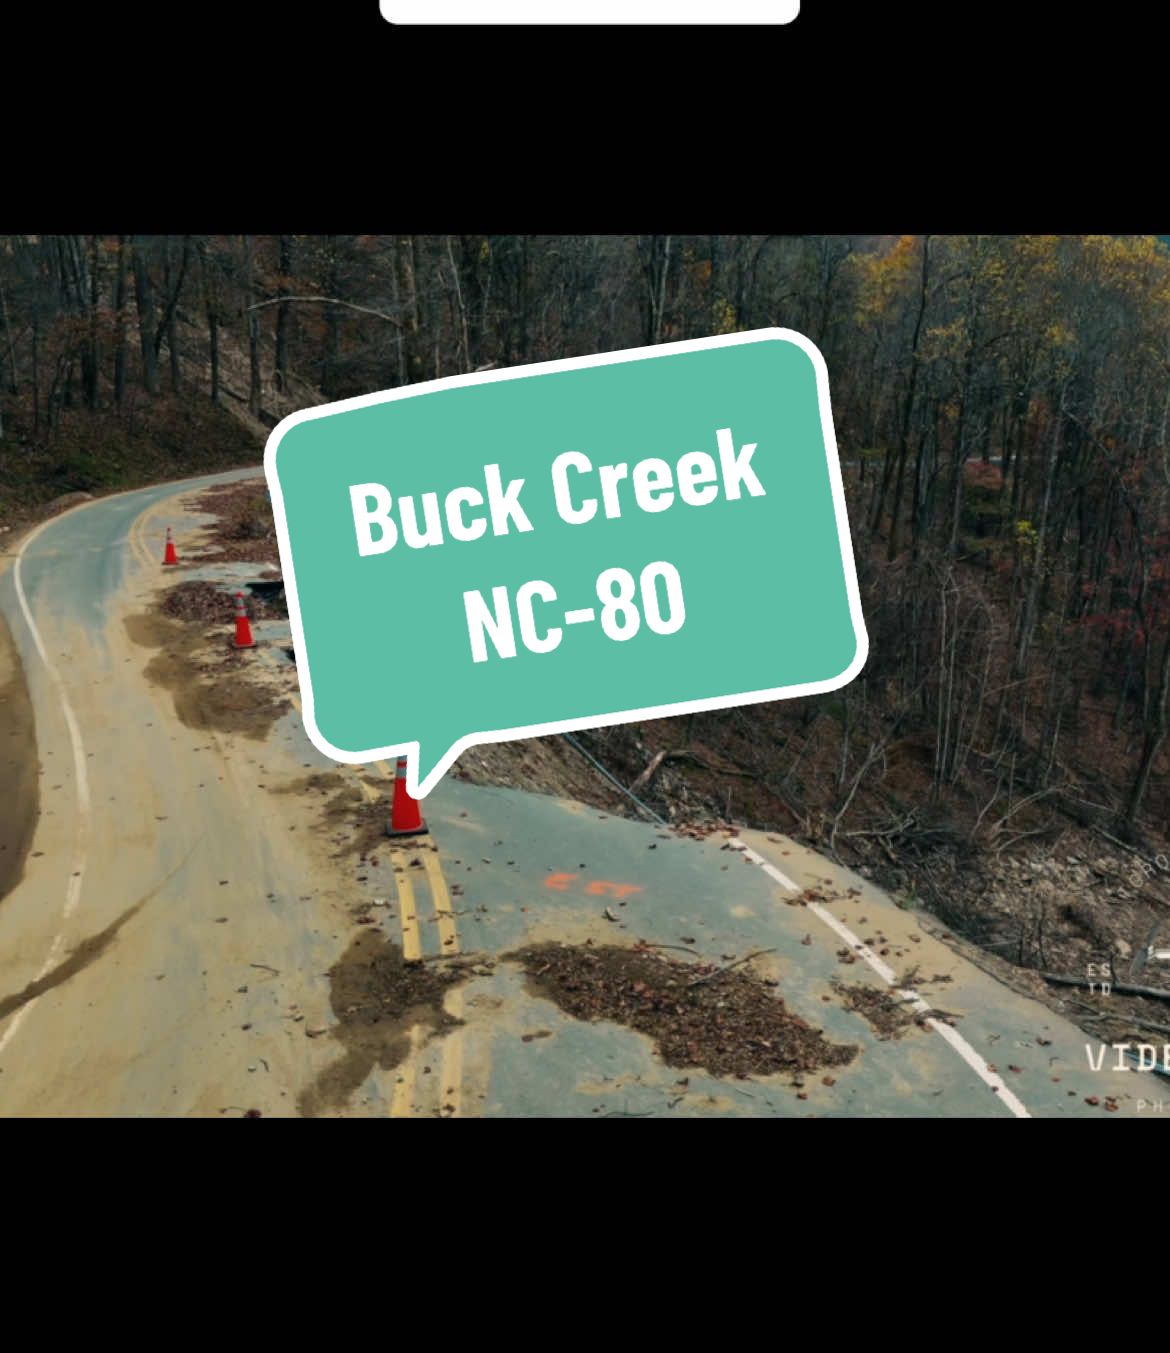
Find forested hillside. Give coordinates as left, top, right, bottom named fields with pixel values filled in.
left=3, top=234, right=1169, bottom=926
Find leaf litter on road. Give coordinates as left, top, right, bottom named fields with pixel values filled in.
left=511, top=940, right=857, bottom=1081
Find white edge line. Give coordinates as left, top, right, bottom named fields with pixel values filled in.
left=738, top=843, right=1031, bottom=1119
left=263, top=328, right=871, bottom=800
left=0, top=511, right=93, bottom=1058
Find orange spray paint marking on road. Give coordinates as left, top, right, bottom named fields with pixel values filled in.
left=544, top=872, right=643, bottom=899
left=584, top=880, right=642, bottom=899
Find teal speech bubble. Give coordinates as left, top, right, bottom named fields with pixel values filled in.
left=265, top=330, right=867, bottom=798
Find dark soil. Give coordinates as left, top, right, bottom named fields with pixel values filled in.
left=325, top=790, right=389, bottom=860
left=125, top=610, right=290, bottom=740
left=296, top=929, right=464, bottom=1117
left=269, top=770, right=351, bottom=800
left=160, top=580, right=287, bottom=624
left=512, top=940, right=858, bottom=1080
left=833, top=981, right=919, bottom=1040
left=188, top=482, right=280, bottom=566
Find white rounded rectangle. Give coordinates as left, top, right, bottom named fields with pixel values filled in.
left=382, top=0, right=798, bottom=21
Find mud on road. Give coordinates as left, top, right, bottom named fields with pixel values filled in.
left=297, top=930, right=465, bottom=1117
left=125, top=609, right=291, bottom=741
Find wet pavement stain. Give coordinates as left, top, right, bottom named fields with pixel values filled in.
left=0, top=898, right=146, bottom=1022
left=0, top=612, right=38, bottom=904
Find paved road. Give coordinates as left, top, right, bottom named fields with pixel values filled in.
left=0, top=472, right=1160, bottom=1116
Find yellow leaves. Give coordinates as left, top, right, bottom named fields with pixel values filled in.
left=711, top=297, right=738, bottom=335
left=1012, top=235, right=1062, bottom=275
left=1076, top=234, right=1170, bottom=298
left=1015, top=520, right=1039, bottom=558
left=846, top=235, right=1170, bottom=402
left=852, top=235, right=919, bottom=325
left=923, top=318, right=965, bottom=361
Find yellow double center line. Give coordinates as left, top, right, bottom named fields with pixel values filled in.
left=268, top=669, right=465, bottom=1116
left=263, top=663, right=467, bottom=1117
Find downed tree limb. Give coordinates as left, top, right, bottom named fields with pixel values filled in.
left=1041, top=972, right=1170, bottom=1003
left=245, top=295, right=404, bottom=327
left=687, top=948, right=777, bottom=988
left=419, top=949, right=494, bottom=968
left=629, top=747, right=760, bottom=796
left=634, top=942, right=707, bottom=960
left=629, top=748, right=671, bottom=795
left=1111, top=1012, right=1170, bottom=1038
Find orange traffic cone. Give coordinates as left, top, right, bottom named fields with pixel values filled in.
left=232, top=592, right=255, bottom=649
left=163, top=528, right=179, bottom=565
left=387, top=756, right=427, bottom=836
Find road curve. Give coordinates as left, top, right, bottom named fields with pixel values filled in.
left=0, top=471, right=1160, bottom=1117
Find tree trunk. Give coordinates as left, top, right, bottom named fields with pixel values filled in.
left=0, top=280, right=17, bottom=398
left=275, top=234, right=292, bottom=392
left=1013, top=406, right=1062, bottom=681
left=886, top=235, right=931, bottom=562
left=113, top=235, right=128, bottom=407
left=163, top=240, right=180, bottom=392
left=86, top=235, right=101, bottom=409
left=131, top=237, right=160, bottom=395
left=1126, top=625, right=1170, bottom=828
left=323, top=234, right=341, bottom=395
left=198, top=239, right=220, bottom=406
left=243, top=235, right=262, bottom=418
left=31, top=313, right=40, bottom=434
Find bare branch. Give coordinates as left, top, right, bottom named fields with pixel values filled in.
left=245, top=295, right=404, bottom=328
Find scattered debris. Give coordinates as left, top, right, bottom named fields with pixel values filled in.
left=512, top=940, right=857, bottom=1080
left=834, top=981, right=918, bottom=1040
left=296, top=930, right=465, bottom=1116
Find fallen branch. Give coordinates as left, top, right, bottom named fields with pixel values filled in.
left=634, top=942, right=707, bottom=961
left=1111, top=1012, right=1170, bottom=1038
left=419, top=950, right=494, bottom=969
left=843, top=813, right=918, bottom=841
left=992, top=823, right=1063, bottom=855
left=629, top=748, right=671, bottom=795
left=1041, top=972, right=1170, bottom=1003
left=687, top=947, right=777, bottom=988
left=988, top=780, right=1070, bottom=835
left=629, top=746, right=761, bottom=797
left=245, top=295, right=404, bottom=327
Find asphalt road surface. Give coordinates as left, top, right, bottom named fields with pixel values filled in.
left=0, top=472, right=1160, bottom=1117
